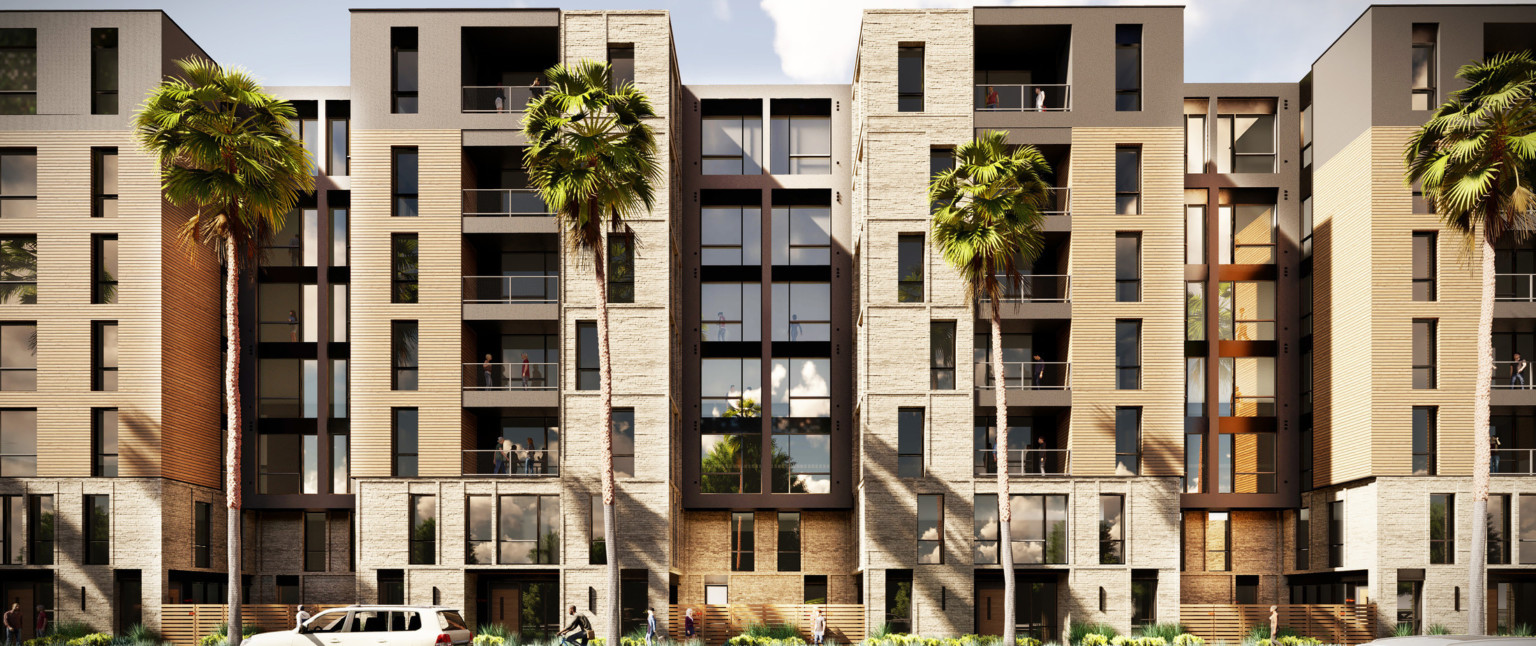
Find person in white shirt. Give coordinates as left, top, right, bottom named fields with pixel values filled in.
left=295, top=605, right=311, bottom=630
left=1034, top=86, right=1047, bottom=111
left=811, top=607, right=826, bottom=646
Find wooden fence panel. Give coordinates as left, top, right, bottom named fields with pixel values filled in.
left=667, top=605, right=865, bottom=645
left=1180, top=604, right=1377, bottom=645
left=162, top=605, right=350, bottom=646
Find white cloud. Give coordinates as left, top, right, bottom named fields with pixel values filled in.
left=712, top=0, right=733, bottom=22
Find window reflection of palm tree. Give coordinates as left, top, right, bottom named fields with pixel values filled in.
left=790, top=314, right=801, bottom=341
left=717, top=311, right=726, bottom=342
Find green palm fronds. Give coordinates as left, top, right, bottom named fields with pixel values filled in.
left=929, top=131, right=1052, bottom=302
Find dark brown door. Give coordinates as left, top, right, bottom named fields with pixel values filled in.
left=490, top=586, right=522, bottom=632
left=977, top=588, right=1003, bottom=636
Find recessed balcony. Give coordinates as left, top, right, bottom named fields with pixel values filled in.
left=974, top=24, right=1073, bottom=113
left=460, top=26, right=557, bottom=114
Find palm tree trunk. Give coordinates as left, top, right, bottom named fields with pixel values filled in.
left=1470, top=230, right=1495, bottom=635
left=992, top=300, right=1015, bottom=645
left=593, top=239, right=621, bottom=642
left=225, top=237, right=243, bottom=646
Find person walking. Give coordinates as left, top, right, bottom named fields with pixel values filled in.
left=295, top=605, right=311, bottom=629
left=1514, top=352, right=1528, bottom=388
left=483, top=354, right=495, bottom=388
left=558, top=605, right=593, bottom=646
left=521, top=352, right=532, bottom=388
left=2, top=604, right=18, bottom=646
left=683, top=608, right=696, bottom=639
left=31, top=606, right=45, bottom=639
left=524, top=436, right=538, bottom=474
left=1031, top=353, right=1046, bottom=389
left=1034, top=86, right=1047, bottom=111
left=646, top=608, right=658, bottom=646
left=810, top=607, right=826, bottom=646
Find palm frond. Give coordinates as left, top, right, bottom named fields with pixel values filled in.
left=929, top=131, right=1052, bottom=302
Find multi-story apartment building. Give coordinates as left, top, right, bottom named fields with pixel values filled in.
left=3, top=3, right=1536, bottom=641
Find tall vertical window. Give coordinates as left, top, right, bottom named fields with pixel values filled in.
left=0, top=235, right=36, bottom=303
left=93, top=408, right=118, bottom=477
left=1413, top=407, right=1437, bottom=476
left=1206, top=511, right=1230, bottom=571
left=1185, top=112, right=1207, bottom=173
left=93, top=321, right=117, bottom=391
left=778, top=512, right=801, bottom=571
left=897, top=45, right=924, bottom=112
left=304, top=511, right=327, bottom=572
left=1296, top=507, right=1309, bottom=570
left=391, top=27, right=419, bottom=114
left=409, top=494, right=435, bottom=565
left=0, top=151, right=36, bottom=219
left=392, top=148, right=419, bottom=216
left=392, top=233, right=418, bottom=303
left=1431, top=494, right=1454, bottom=564
left=1116, top=232, right=1141, bottom=302
left=1218, top=281, right=1276, bottom=341
left=771, top=205, right=831, bottom=265
left=1100, top=494, right=1125, bottom=564
left=1186, top=282, right=1205, bottom=341
left=1115, top=408, right=1141, bottom=475
left=0, top=29, right=37, bottom=114
left=1219, top=357, right=1276, bottom=417
left=1184, top=431, right=1202, bottom=493
left=93, top=234, right=118, bottom=304
left=1216, top=101, right=1278, bottom=173
left=612, top=408, right=635, bottom=478
left=1116, top=147, right=1141, bottom=214
left=1116, top=320, right=1141, bottom=389
left=1327, top=500, right=1343, bottom=568
left=917, top=494, right=943, bottom=564
left=392, top=321, right=418, bottom=390
left=328, top=102, right=350, bottom=176
left=898, top=234, right=924, bottom=302
left=897, top=408, right=924, bottom=478
left=1411, top=24, right=1438, bottom=110
left=577, top=322, right=598, bottom=390
left=0, top=496, right=17, bottom=564
left=701, top=112, right=764, bottom=175
left=0, top=323, right=36, bottom=391
left=769, top=113, right=832, bottom=175
left=93, top=148, right=118, bottom=218
left=701, top=205, right=762, bottom=264
left=393, top=408, right=418, bottom=477
left=84, top=494, right=110, bottom=565
left=90, top=28, right=119, bottom=114
left=332, top=430, right=349, bottom=494
left=1221, top=203, right=1277, bottom=264
left=731, top=511, right=754, bottom=571
left=1521, top=495, right=1536, bottom=565
left=588, top=495, right=605, bottom=565
left=1114, top=25, right=1142, bottom=111
left=1187, top=357, right=1206, bottom=416
left=331, top=207, right=349, bottom=267
left=193, top=500, right=210, bottom=568
left=24, top=494, right=50, bottom=565
left=1413, top=319, right=1437, bottom=389
left=1218, top=432, right=1276, bottom=493
left=1491, top=494, right=1512, bottom=565
left=931, top=321, right=956, bottom=390
left=1011, top=494, right=1070, bottom=564
left=498, top=495, right=559, bottom=564
left=772, top=283, right=831, bottom=341
left=0, top=409, right=36, bottom=477
left=1413, top=232, right=1437, bottom=301
left=608, top=44, right=635, bottom=88
left=608, top=233, right=635, bottom=304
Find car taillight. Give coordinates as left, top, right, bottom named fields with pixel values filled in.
left=435, top=634, right=453, bottom=646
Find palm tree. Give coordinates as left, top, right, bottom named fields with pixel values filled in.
left=1405, top=50, right=1536, bottom=635
left=929, top=131, right=1051, bottom=644
left=523, top=59, right=661, bottom=641
left=135, top=58, right=313, bottom=645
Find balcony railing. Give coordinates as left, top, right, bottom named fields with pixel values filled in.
left=1044, top=187, right=1071, bottom=216
left=462, top=85, right=546, bottom=113
left=1494, top=449, right=1536, bottom=475
left=257, top=320, right=306, bottom=343
left=975, top=361, right=1071, bottom=390
left=1494, top=361, right=1532, bottom=389
left=463, top=448, right=558, bottom=476
left=464, top=362, right=559, bottom=390
left=463, top=276, right=558, bottom=304
left=983, top=274, right=1071, bottom=303
left=463, top=189, right=551, bottom=217
left=1221, top=396, right=1276, bottom=417
left=975, top=84, right=1072, bottom=112
left=974, top=448, right=1071, bottom=476
left=1498, top=273, right=1536, bottom=301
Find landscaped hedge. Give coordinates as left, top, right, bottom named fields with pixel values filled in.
left=864, top=634, right=1040, bottom=646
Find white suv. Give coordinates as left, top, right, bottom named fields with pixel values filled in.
left=246, top=606, right=474, bottom=646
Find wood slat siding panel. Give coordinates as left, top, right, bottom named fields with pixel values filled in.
left=1068, top=128, right=1185, bottom=477
left=161, top=197, right=223, bottom=488
left=1181, top=604, right=1377, bottom=645
left=0, top=131, right=168, bottom=479
left=163, top=604, right=349, bottom=646
left=666, top=605, right=866, bottom=645
left=1312, top=131, right=1376, bottom=487
left=349, top=129, right=464, bottom=478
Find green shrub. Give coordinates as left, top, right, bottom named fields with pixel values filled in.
left=1069, top=623, right=1118, bottom=646
left=65, top=634, right=113, bottom=646
left=1134, top=625, right=1184, bottom=642
left=1243, top=626, right=1270, bottom=643
left=473, top=637, right=507, bottom=646
left=1392, top=624, right=1416, bottom=638
left=725, top=635, right=806, bottom=646
left=869, top=625, right=894, bottom=641
left=1424, top=624, right=1450, bottom=636
left=744, top=624, right=800, bottom=640
left=1271, top=629, right=1299, bottom=641
left=1110, top=638, right=1166, bottom=646
left=198, top=623, right=260, bottom=646
left=1498, top=624, right=1533, bottom=637
left=1171, top=635, right=1204, bottom=646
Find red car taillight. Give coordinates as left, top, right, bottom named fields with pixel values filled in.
left=435, top=634, right=453, bottom=646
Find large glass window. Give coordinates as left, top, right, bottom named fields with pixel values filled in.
left=702, top=358, right=762, bottom=420
left=0, top=409, right=36, bottom=477
left=1217, top=111, right=1276, bottom=173
left=1413, top=319, right=1437, bottom=389
left=1116, top=232, right=1141, bottom=302
left=84, top=494, right=109, bottom=565
left=612, top=409, right=635, bottom=478
left=29, top=494, right=51, bottom=565
left=93, top=234, right=117, bottom=304
left=393, top=322, right=418, bottom=390
left=0, top=30, right=37, bottom=115
left=93, top=321, right=117, bottom=392
left=4, top=497, right=25, bottom=564
left=703, top=283, right=761, bottom=343
left=702, top=117, right=763, bottom=175
left=0, top=151, right=35, bottom=219
left=1187, top=357, right=1206, bottom=417
left=608, top=233, right=635, bottom=304
left=973, top=494, right=1069, bottom=565
left=1413, top=232, right=1437, bottom=301
left=1116, top=320, right=1141, bottom=389
left=257, top=432, right=317, bottom=494
left=409, top=494, right=435, bottom=565
left=1296, top=507, right=1309, bottom=570
left=898, top=234, right=924, bottom=302
left=778, top=512, right=801, bottom=571
left=1219, top=357, right=1275, bottom=417
left=1328, top=501, right=1343, bottom=567
left=701, top=206, right=761, bottom=265
left=499, top=494, right=559, bottom=565
left=1207, top=511, right=1230, bottom=571
left=304, top=511, right=327, bottom=572
left=0, top=235, right=36, bottom=303
left=1520, top=494, right=1536, bottom=565
left=1187, top=282, right=1205, bottom=341
left=1115, top=408, right=1141, bottom=475
left=770, top=116, right=831, bottom=175
left=917, top=494, right=942, bottom=564
left=772, top=423, right=830, bottom=494
left=1218, top=281, right=1276, bottom=341
left=393, top=408, right=418, bottom=477
left=93, top=408, right=117, bottom=477
left=331, top=430, right=348, bottom=493
left=771, top=206, right=831, bottom=265
left=898, top=46, right=924, bottom=112
left=256, top=283, right=318, bottom=343
left=897, top=408, right=924, bottom=478
left=731, top=512, right=755, bottom=571
left=1221, top=204, right=1276, bottom=264
left=1185, top=113, right=1207, bottom=174
left=771, top=357, right=830, bottom=419
left=607, top=44, right=634, bottom=87
left=1115, top=25, right=1142, bottom=111
left=931, top=322, right=956, bottom=390
left=392, top=234, right=418, bottom=303
left=1116, top=147, right=1141, bottom=214
left=701, top=431, right=761, bottom=494
left=1413, top=407, right=1437, bottom=476
left=1184, top=431, right=1202, bottom=493
left=93, top=148, right=118, bottom=218
left=589, top=495, right=605, bottom=565
left=1491, top=494, right=1512, bottom=565
left=391, top=28, right=419, bottom=114
left=577, top=322, right=598, bottom=390
left=331, top=207, right=349, bottom=267
left=772, top=282, right=830, bottom=342
left=393, top=148, right=419, bottom=216
left=1218, top=432, right=1276, bottom=493
left=1411, top=24, right=1438, bottom=110
left=1100, top=495, right=1124, bottom=565
left=1432, top=494, right=1454, bottom=564
left=329, top=110, right=350, bottom=176
left=0, top=323, right=36, bottom=391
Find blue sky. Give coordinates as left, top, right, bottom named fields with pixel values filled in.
left=11, top=0, right=1534, bottom=86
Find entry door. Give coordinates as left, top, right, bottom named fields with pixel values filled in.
left=489, top=586, right=522, bottom=633
left=977, top=588, right=1004, bottom=637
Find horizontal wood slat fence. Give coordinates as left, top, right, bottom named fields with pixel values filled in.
left=1180, top=604, right=1378, bottom=645
left=667, top=604, right=865, bottom=645
left=163, top=605, right=349, bottom=646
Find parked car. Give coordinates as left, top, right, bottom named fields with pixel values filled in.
left=244, top=606, right=473, bottom=646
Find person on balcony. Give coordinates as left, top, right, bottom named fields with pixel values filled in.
left=1034, top=86, right=1047, bottom=111
left=1033, top=436, right=1049, bottom=474
left=984, top=86, right=999, bottom=110
left=1031, top=354, right=1046, bottom=389
left=1513, top=352, right=1528, bottom=388
left=525, top=436, right=538, bottom=474
left=496, top=437, right=513, bottom=475
left=483, top=354, right=495, bottom=388
left=521, top=352, right=532, bottom=388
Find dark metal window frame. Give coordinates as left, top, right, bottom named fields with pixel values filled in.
left=93, top=321, right=117, bottom=392
left=392, top=147, right=419, bottom=216
left=1412, top=318, right=1438, bottom=389
left=1328, top=501, right=1344, bottom=568
left=409, top=493, right=435, bottom=565
left=612, top=408, right=636, bottom=478
left=92, top=408, right=117, bottom=477
left=392, top=320, right=418, bottom=391
left=1296, top=507, right=1309, bottom=570
left=897, top=45, right=924, bottom=112
left=193, top=500, right=210, bottom=568
left=84, top=494, right=109, bottom=565
left=576, top=321, right=599, bottom=391
left=1115, top=146, right=1141, bottom=215
left=1114, top=25, right=1142, bottom=112
left=1431, top=493, right=1454, bottom=564
left=392, top=407, right=419, bottom=477
left=1115, top=407, right=1141, bottom=476
left=0, top=495, right=19, bottom=564
left=608, top=232, right=635, bottom=304
left=1413, top=231, right=1437, bottom=301
left=0, top=29, right=38, bottom=115
left=777, top=511, right=801, bottom=572
left=93, top=233, right=117, bottom=304
left=917, top=494, right=943, bottom=564
left=27, top=494, right=51, bottom=565
left=930, top=321, right=956, bottom=390
left=390, top=28, right=419, bottom=114
left=497, top=494, right=560, bottom=565
left=0, top=235, right=37, bottom=301
left=1115, top=232, right=1141, bottom=302
left=92, top=148, right=117, bottom=218
left=898, top=233, right=924, bottom=302
left=391, top=233, right=418, bottom=303
left=588, top=494, right=605, bottom=565
left=304, top=510, right=327, bottom=572
left=1099, top=493, right=1124, bottom=564
left=897, top=407, right=924, bottom=478
left=730, top=511, right=754, bottom=571
left=1208, top=511, right=1231, bottom=572
left=90, top=28, right=118, bottom=115
left=0, top=408, right=35, bottom=477
left=1490, top=493, right=1512, bottom=565
left=1413, top=406, right=1437, bottom=476
left=1115, top=319, right=1141, bottom=389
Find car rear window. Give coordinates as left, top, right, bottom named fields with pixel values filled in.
left=439, top=611, right=469, bottom=631
left=388, top=611, right=420, bottom=631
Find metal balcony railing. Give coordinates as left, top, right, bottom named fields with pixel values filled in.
left=1493, top=449, right=1536, bottom=475
left=462, top=85, right=546, bottom=113
left=462, top=188, right=551, bottom=217
left=463, top=275, right=559, bottom=304
left=983, top=274, right=1071, bottom=303
left=974, top=448, right=1071, bottom=476
left=975, top=84, right=1072, bottom=112
left=464, top=362, right=559, bottom=390
left=1044, top=187, right=1071, bottom=216
left=1494, top=361, right=1533, bottom=389
left=1497, top=273, right=1536, bottom=301
left=1220, top=396, right=1276, bottom=417
left=974, top=361, right=1071, bottom=390
left=463, top=448, right=558, bottom=476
